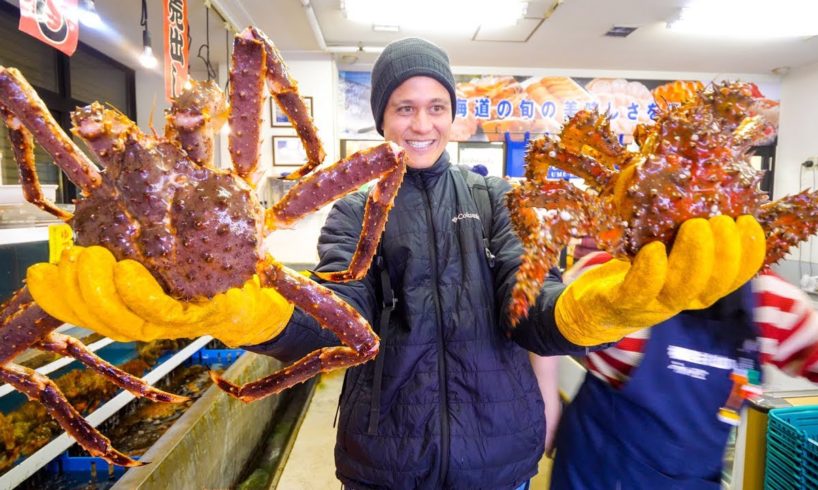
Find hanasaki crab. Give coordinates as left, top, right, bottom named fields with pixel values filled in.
left=507, top=82, right=818, bottom=325
left=0, top=27, right=406, bottom=466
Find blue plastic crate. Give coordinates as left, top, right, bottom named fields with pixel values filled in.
left=766, top=406, right=818, bottom=489
left=45, top=453, right=138, bottom=479
left=188, top=348, right=244, bottom=367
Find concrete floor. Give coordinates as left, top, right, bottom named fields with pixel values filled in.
left=277, top=370, right=553, bottom=489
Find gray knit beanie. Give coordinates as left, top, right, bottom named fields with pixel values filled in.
left=370, top=38, right=457, bottom=136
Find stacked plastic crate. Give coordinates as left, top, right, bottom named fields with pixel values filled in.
left=765, top=406, right=818, bottom=489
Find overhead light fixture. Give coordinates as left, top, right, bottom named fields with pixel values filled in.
left=667, top=0, right=818, bottom=38
left=139, top=0, right=158, bottom=69
left=325, top=44, right=385, bottom=54
left=372, top=24, right=400, bottom=33
left=604, top=25, right=638, bottom=38
left=342, top=0, right=528, bottom=32
left=78, top=0, right=103, bottom=29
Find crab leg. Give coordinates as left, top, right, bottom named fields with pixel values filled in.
left=0, top=362, right=141, bottom=467
left=228, top=29, right=268, bottom=182
left=0, top=288, right=62, bottom=364
left=249, top=27, right=325, bottom=180
left=506, top=180, right=596, bottom=325
left=37, top=332, right=189, bottom=404
left=0, top=104, right=72, bottom=220
left=212, top=259, right=378, bottom=402
left=0, top=67, right=102, bottom=193
left=758, top=189, right=818, bottom=265
left=71, top=102, right=142, bottom=169
left=164, top=80, right=227, bottom=167
left=266, top=142, right=406, bottom=282
left=527, top=136, right=616, bottom=191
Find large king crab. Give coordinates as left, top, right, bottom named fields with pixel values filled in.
left=0, top=27, right=405, bottom=466
left=507, top=82, right=818, bottom=325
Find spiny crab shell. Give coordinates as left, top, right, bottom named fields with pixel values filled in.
left=71, top=101, right=262, bottom=300
left=589, top=82, right=770, bottom=256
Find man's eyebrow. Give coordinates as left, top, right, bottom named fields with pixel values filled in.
left=390, top=97, right=451, bottom=106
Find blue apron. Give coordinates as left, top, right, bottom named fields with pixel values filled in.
left=550, top=284, right=760, bottom=489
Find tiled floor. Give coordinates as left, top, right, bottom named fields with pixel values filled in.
left=277, top=370, right=553, bottom=489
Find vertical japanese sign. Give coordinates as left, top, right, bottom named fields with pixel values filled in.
left=19, top=0, right=79, bottom=56
left=163, top=0, right=189, bottom=102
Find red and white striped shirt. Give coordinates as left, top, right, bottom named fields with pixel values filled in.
left=566, top=252, right=818, bottom=388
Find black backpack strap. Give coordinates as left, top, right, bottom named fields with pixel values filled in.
left=457, top=166, right=496, bottom=268
left=367, top=238, right=394, bottom=435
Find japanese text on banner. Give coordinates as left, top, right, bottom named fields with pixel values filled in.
left=163, top=0, right=189, bottom=101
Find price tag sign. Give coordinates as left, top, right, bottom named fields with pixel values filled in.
left=48, top=223, right=74, bottom=263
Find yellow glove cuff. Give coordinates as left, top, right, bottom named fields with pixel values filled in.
left=554, top=243, right=673, bottom=346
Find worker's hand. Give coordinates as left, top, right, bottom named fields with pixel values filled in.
left=27, top=246, right=294, bottom=347
left=554, top=215, right=765, bottom=346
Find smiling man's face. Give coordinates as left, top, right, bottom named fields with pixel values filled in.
left=381, top=76, right=453, bottom=169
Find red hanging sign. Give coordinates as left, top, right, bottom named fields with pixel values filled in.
left=163, top=0, right=189, bottom=102
left=19, top=0, right=79, bottom=56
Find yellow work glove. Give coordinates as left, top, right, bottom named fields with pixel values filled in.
left=555, top=215, right=765, bottom=346
left=27, top=246, right=294, bottom=347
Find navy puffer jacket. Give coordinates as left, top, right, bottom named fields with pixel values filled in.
left=248, top=152, right=584, bottom=489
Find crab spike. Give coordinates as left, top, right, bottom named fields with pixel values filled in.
left=37, top=332, right=189, bottom=404
left=214, top=259, right=378, bottom=402
left=0, top=104, right=72, bottom=220
left=248, top=27, right=326, bottom=180
left=266, top=143, right=406, bottom=281
left=0, top=288, right=63, bottom=364
left=148, top=93, right=159, bottom=139
left=758, top=189, right=818, bottom=265
left=526, top=136, right=615, bottom=192
left=506, top=180, right=597, bottom=325
left=0, top=67, right=102, bottom=193
left=165, top=79, right=227, bottom=167
left=228, top=30, right=267, bottom=182
left=0, top=362, right=142, bottom=467
left=558, top=110, right=626, bottom=169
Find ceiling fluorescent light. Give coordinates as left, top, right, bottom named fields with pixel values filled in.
left=667, top=0, right=818, bottom=38
left=342, top=0, right=527, bottom=32
left=326, top=45, right=385, bottom=54
left=373, top=24, right=400, bottom=32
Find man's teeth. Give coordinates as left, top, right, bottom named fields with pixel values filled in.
left=407, top=140, right=434, bottom=149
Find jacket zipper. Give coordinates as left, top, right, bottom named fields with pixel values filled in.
left=420, top=183, right=450, bottom=486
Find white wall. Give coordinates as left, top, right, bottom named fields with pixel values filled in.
left=261, top=53, right=337, bottom=266
left=773, top=62, right=818, bottom=270
left=271, top=53, right=338, bottom=172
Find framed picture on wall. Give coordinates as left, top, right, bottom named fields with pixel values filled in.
left=272, top=136, right=307, bottom=166
left=340, top=139, right=386, bottom=158
left=271, top=96, right=312, bottom=127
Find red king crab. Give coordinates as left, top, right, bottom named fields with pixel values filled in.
left=0, top=27, right=406, bottom=466
left=507, top=82, right=818, bottom=325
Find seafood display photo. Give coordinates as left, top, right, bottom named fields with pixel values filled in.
left=338, top=71, right=781, bottom=148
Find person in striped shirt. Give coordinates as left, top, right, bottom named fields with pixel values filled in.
left=544, top=244, right=818, bottom=489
